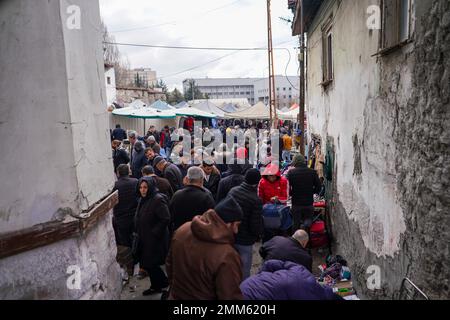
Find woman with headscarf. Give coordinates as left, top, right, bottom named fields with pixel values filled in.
left=135, top=177, right=171, bottom=295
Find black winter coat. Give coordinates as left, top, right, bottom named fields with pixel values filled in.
left=162, top=163, right=183, bottom=192
left=113, top=148, right=130, bottom=171
left=169, top=185, right=216, bottom=231
left=259, top=236, right=312, bottom=272
left=112, top=176, right=139, bottom=247
left=286, top=165, right=322, bottom=206
left=229, top=183, right=264, bottom=245
left=216, top=174, right=245, bottom=203
left=112, top=128, right=127, bottom=141
left=131, top=143, right=147, bottom=179
left=203, top=173, right=221, bottom=199
left=135, top=194, right=171, bottom=269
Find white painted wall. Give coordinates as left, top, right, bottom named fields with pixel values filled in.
left=306, top=0, right=407, bottom=257
left=0, top=0, right=118, bottom=231
left=60, top=0, right=116, bottom=210
left=0, top=0, right=121, bottom=299
left=105, top=67, right=117, bottom=106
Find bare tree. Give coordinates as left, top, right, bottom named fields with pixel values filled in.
left=101, top=21, right=130, bottom=86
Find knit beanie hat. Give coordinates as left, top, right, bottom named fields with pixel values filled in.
left=153, top=156, right=165, bottom=167
left=292, top=154, right=306, bottom=167
left=245, top=168, right=261, bottom=186
left=215, top=196, right=243, bottom=223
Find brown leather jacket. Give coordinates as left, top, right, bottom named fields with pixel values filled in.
left=166, top=210, right=243, bottom=300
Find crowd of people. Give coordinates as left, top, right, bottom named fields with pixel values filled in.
left=110, top=122, right=341, bottom=300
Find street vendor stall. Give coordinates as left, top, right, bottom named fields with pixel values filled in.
left=111, top=99, right=177, bottom=135
left=224, top=101, right=271, bottom=120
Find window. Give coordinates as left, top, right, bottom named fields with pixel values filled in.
left=107, top=77, right=111, bottom=85
left=381, top=0, right=411, bottom=50
left=322, top=15, right=333, bottom=85
left=289, top=87, right=292, bottom=91
left=283, top=88, right=286, bottom=91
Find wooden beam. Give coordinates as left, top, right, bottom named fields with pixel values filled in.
left=0, top=191, right=118, bottom=260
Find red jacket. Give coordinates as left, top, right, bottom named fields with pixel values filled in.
left=258, top=164, right=289, bottom=205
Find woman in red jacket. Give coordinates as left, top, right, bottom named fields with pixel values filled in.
left=258, top=163, right=289, bottom=205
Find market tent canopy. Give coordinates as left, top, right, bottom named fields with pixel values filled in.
left=112, top=99, right=176, bottom=119
left=173, top=101, right=190, bottom=109
left=175, top=106, right=216, bottom=118
left=150, top=100, right=173, bottom=111
left=191, top=101, right=225, bottom=118
left=131, top=108, right=176, bottom=119
left=278, top=108, right=299, bottom=121
left=225, top=101, right=271, bottom=119
left=220, top=103, right=238, bottom=113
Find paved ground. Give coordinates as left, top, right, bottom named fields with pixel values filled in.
left=121, top=242, right=328, bottom=300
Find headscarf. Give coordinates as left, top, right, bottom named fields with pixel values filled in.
left=137, top=176, right=159, bottom=200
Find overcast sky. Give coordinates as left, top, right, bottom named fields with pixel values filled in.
left=99, top=0, right=299, bottom=91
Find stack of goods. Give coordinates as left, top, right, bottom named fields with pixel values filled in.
left=317, top=255, right=358, bottom=298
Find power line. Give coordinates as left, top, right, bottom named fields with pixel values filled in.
left=157, top=45, right=299, bottom=81
left=158, top=51, right=241, bottom=80
left=102, top=39, right=297, bottom=51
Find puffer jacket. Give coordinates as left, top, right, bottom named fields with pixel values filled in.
left=257, top=164, right=289, bottom=205
left=240, top=260, right=340, bottom=300
left=229, top=183, right=263, bottom=245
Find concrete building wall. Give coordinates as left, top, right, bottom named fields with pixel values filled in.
left=0, top=0, right=121, bottom=299
left=184, top=77, right=299, bottom=107
left=254, top=75, right=300, bottom=108
left=124, top=68, right=157, bottom=88
left=305, top=0, right=449, bottom=299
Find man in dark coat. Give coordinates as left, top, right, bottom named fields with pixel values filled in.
left=216, top=162, right=245, bottom=202
left=145, top=135, right=161, bottom=154
left=112, top=164, right=138, bottom=275
left=113, top=164, right=138, bottom=248
left=259, top=230, right=312, bottom=272
left=142, top=165, right=174, bottom=200
left=200, top=162, right=221, bottom=199
left=135, top=177, right=171, bottom=295
left=146, top=125, right=160, bottom=143
left=286, top=154, right=322, bottom=230
left=112, top=124, right=127, bottom=141
left=240, top=260, right=340, bottom=300
left=130, top=139, right=147, bottom=179
left=112, top=140, right=130, bottom=172
left=229, top=169, right=263, bottom=280
left=153, top=156, right=183, bottom=192
left=166, top=197, right=244, bottom=300
left=169, top=167, right=215, bottom=232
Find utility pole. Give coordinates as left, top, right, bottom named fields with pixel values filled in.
left=298, top=2, right=306, bottom=156
left=267, top=0, right=277, bottom=129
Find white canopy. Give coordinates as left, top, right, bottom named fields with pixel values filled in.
left=225, top=101, right=272, bottom=119
left=191, top=101, right=225, bottom=118
left=278, top=108, right=300, bottom=121
left=112, top=99, right=176, bottom=119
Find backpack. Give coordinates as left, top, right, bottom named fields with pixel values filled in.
left=262, top=204, right=293, bottom=231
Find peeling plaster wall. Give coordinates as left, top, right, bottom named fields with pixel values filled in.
left=60, top=0, right=116, bottom=210
left=0, top=0, right=80, bottom=233
left=0, top=0, right=121, bottom=299
left=306, top=0, right=449, bottom=299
